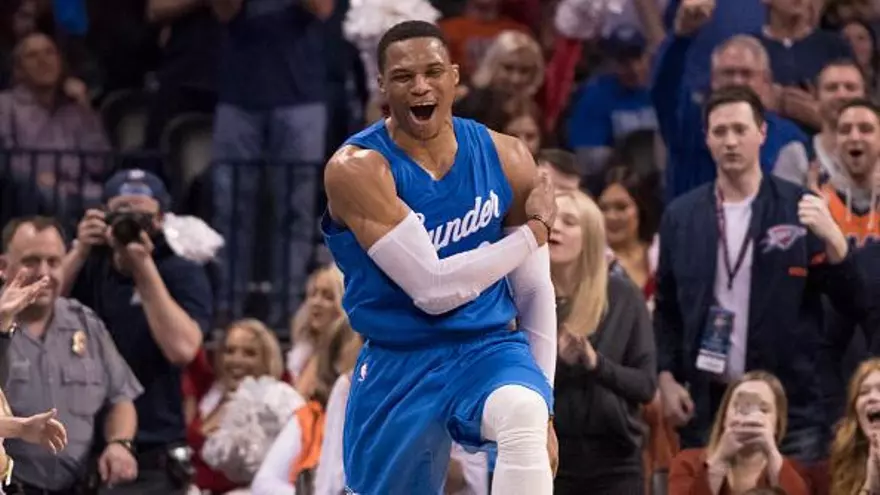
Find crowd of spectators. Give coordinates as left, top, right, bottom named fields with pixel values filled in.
left=2, top=0, right=880, bottom=493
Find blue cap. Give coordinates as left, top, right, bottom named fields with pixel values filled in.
left=102, top=169, right=171, bottom=209
left=602, top=24, right=647, bottom=59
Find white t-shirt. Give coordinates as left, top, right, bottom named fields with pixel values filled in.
left=713, top=195, right=755, bottom=382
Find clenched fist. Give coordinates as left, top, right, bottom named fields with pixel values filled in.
left=798, top=193, right=848, bottom=263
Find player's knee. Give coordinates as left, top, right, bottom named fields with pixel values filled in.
left=484, top=385, right=548, bottom=451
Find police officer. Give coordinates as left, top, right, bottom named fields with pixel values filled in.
left=62, top=170, right=212, bottom=494
left=0, top=216, right=143, bottom=494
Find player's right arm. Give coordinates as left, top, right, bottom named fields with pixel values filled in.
left=324, top=145, right=552, bottom=315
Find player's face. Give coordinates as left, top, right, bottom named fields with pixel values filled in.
left=599, top=183, right=640, bottom=249
left=855, top=370, right=880, bottom=437
left=817, top=65, right=865, bottom=125
left=548, top=195, right=583, bottom=267
left=836, top=105, right=880, bottom=181
left=706, top=102, right=766, bottom=177
left=380, top=38, right=460, bottom=141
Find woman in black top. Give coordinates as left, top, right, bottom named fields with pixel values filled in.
left=549, top=189, right=657, bottom=495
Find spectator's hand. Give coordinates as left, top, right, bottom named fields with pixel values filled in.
left=109, top=231, right=155, bottom=273
left=865, top=434, right=880, bottom=492
left=17, top=409, right=67, bottom=454
left=98, top=442, right=138, bottom=486
left=779, top=86, right=822, bottom=130
left=0, top=269, right=49, bottom=325
left=658, top=372, right=694, bottom=426
left=740, top=416, right=783, bottom=484
left=706, top=421, right=753, bottom=470
left=799, top=193, right=844, bottom=243
left=62, top=77, right=90, bottom=108
left=558, top=330, right=585, bottom=366
left=75, top=209, right=108, bottom=255
left=547, top=420, right=558, bottom=478
left=674, top=0, right=715, bottom=36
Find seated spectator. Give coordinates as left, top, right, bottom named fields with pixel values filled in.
left=652, top=6, right=811, bottom=200
left=185, top=318, right=285, bottom=494
left=287, top=265, right=345, bottom=385
left=439, top=0, right=529, bottom=80
left=567, top=25, right=657, bottom=176
left=0, top=32, right=108, bottom=216
left=841, top=20, right=880, bottom=100
left=668, top=371, right=810, bottom=495
left=492, top=97, right=543, bottom=156
left=455, top=30, right=544, bottom=127
left=61, top=169, right=213, bottom=494
left=536, top=148, right=580, bottom=192
left=598, top=165, right=662, bottom=305
left=828, top=357, right=880, bottom=495
left=294, top=314, right=362, bottom=407
left=0, top=216, right=142, bottom=494
left=550, top=189, right=657, bottom=494
left=758, top=0, right=852, bottom=131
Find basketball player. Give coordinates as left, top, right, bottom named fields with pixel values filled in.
left=323, top=21, right=558, bottom=495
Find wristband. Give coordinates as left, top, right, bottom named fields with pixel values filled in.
left=109, top=438, right=135, bottom=454
left=528, top=215, right=552, bottom=238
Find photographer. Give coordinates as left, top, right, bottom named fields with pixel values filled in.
left=61, top=169, right=213, bottom=494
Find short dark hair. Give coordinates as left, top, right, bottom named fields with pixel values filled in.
left=376, top=21, right=448, bottom=74
left=536, top=148, right=578, bottom=177
left=817, top=58, right=866, bottom=87
left=1, top=216, right=66, bottom=253
left=837, top=97, right=880, bottom=123
left=702, top=85, right=766, bottom=127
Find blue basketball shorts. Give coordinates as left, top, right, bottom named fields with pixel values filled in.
left=342, top=330, right=553, bottom=495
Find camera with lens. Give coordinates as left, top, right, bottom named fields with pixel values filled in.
left=105, top=210, right=153, bottom=246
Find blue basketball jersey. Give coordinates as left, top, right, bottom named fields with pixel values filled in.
left=322, top=117, right=517, bottom=346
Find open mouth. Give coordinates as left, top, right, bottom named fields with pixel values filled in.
left=848, top=149, right=865, bottom=158
left=868, top=409, right=880, bottom=424
left=410, top=103, right=437, bottom=122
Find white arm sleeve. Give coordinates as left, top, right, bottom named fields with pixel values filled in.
left=368, top=211, right=540, bottom=315
left=505, top=237, right=557, bottom=386
left=251, top=418, right=301, bottom=495
left=314, top=374, right=350, bottom=495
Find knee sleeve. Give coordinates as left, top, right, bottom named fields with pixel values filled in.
left=481, top=384, right=548, bottom=449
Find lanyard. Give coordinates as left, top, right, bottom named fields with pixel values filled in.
left=716, top=188, right=752, bottom=291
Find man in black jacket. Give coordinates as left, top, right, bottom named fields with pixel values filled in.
left=654, top=85, right=864, bottom=463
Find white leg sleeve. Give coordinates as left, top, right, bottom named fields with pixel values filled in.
left=480, top=385, right=552, bottom=495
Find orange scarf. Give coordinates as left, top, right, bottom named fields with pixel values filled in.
left=289, top=400, right=325, bottom=484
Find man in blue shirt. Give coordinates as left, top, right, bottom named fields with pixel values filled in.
left=652, top=0, right=812, bottom=201
left=567, top=24, right=657, bottom=179
left=209, top=0, right=333, bottom=325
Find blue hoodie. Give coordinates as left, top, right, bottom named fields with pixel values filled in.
left=651, top=34, right=814, bottom=202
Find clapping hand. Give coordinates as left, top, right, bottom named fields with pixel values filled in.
left=18, top=409, right=67, bottom=454
left=0, top=270, right=49, bottom=325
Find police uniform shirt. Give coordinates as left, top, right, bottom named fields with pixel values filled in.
left=2, top=298, right=144, bottom=491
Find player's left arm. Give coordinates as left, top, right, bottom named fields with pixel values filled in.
left=493, top=131, right=558, bottom=386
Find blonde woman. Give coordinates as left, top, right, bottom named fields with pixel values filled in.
left=829, top=357, right=880, bottom=495
left=185, top=319, right=286, bottom=493
left=668, top=371, right=809, bottom=495
left=288, top=265, right=345, bottom=385
left=549, top=189, right=657, bottom=494
left=455, top=30, right=545, bottom=126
